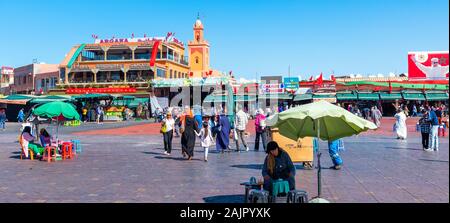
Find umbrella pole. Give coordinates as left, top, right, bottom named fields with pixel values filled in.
left=317, top=119, right=322, bottom=198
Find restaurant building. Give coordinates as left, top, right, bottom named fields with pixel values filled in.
left=51, top=17, right=223, bottom=97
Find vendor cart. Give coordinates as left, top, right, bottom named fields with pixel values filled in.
left=269, top=128, right=314, bottom=169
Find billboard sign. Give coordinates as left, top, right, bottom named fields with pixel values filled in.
left=408, top=51, right=449, bottom=79
left=283, top=77, right=299, bottom=92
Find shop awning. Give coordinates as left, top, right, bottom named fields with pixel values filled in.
left=402, top=93, right=426, bottom=101
left=336, top=93, right=357, bottom=100
left=379, top=92, right=402, bottom=100
left=234, top=95, right=257, bottom=102
left=425, top=93, right=449, bottom=101
left=0, top=94, right=35, bottom=105
left=29, top=95, right=72, bottom=104
left=203, top=95, right=227, bottom=103
left=293, top=94, right=313, bottom=101
left=258, top=93, right=292, bottom=100
left=128, top=98, right=150, bottom=108
left=358, top=93, right=380, bottom=101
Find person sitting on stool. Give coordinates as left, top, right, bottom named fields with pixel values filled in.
left=262, top=141, right=296, bottom=194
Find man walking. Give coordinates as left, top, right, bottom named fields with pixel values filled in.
left=427, top=106, right=440, bottom=151
left=17, top=108, right=25, bottom=123
left=235, top=106, right=249, bottom=152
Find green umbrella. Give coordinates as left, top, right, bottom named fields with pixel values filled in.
left=267, top=100, right=377, bottom=141
left=267, top=100, right=377, bottom=202
left=33, top=101, right=80, bottom=120
left=33, top=101, right=80, bottom=142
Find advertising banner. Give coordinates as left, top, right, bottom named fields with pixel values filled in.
left=408, top=51, right=449, bottom=79
left=283, top=77, right=299, bottom=93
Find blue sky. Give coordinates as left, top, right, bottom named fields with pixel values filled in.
left=1, top=0, right=448, bottom=79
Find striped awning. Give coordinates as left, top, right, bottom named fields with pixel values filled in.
left=402, top=93, right=426, bottom=101
left=425, top=93, right=449, bottom=101
left=358, top=93, right=380, bottom=100
left=379, top=92, right=402, bottom=100
left=336, top=93, right=357, bottom=100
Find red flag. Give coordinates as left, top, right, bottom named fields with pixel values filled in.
left=309, top=76, right=313, bottom=81
left=150, top=40, right=161, bottom=67
left=331, top=75, right=336, bottom=84
left=315, top=73, right=323, bottom=86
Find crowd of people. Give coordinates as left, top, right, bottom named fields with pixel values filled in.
left=159, top=105, right=273, bottom=162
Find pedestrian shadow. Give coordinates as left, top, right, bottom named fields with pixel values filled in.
left=231, top=164, right=306, bottom=170
left=203, top=194, right=245, bottom=203
left=153, top=156, right=203, bottom=162
left=385, top=147, right=423, bottom=151
left=419, top=159, right=449, bottom=163
left=142, top=151, right=164, bottom=156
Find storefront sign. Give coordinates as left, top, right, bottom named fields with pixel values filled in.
left=96, top=64, right=123, bottom=71
left=66, top=87, right=137, bottom=94
left=260, top=83, right=285, bottom=94
left=71, top=65, right=91, bottom=72
left=408, top=51, right=449, bottom=79
left=129, top=64, right=152, bottom=70
left=95, top=37, right=164, bottom=44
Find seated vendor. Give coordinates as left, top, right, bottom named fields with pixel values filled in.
left=20, top=126, right=45, bottom=158
left=39, top=128, right=52, bottom=147
left=262, top=141, right=296, bottom=194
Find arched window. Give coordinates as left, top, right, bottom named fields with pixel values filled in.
left=195, top=57, right=199, bottom=64
left=170, top=70, right=173, bottom=78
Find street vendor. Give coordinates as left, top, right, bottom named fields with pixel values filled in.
left=262, top=141, right=296, bottom=193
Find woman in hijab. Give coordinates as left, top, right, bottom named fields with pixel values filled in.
left=181, top=109, right=198, bottom=160
left=20, top=126, right=45, bottom=158
left=371, top=106, right=382, bottom=128
left=215, top=110, right=231, bottom=153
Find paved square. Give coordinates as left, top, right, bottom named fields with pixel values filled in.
left=0, top=119, right=448, bottom=203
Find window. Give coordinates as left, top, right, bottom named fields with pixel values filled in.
left=60, top=68, right=65, bottom=83
left=195, top=57, right=199, bottom=64
left=170, top=70, right=173, bottom=78
left=157, top=68, right=166, bottom=78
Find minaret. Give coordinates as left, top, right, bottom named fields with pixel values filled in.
left=188, top=15, right=210, bottom=76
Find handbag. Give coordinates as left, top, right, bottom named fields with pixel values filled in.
left=160, top=122, right=167, bottom=134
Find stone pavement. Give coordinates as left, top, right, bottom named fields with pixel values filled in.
left=0, top=121, right=448, bottom=203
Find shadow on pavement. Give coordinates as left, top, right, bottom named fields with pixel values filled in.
left=418, top=159, right=449, bottom=163
left=9, top=155, right=21, bottom=159
left=231, top=164, right=306, bottom=170
left=385, top=147, right=423, bottom=151
left=153, top=156, right=203, bottom=162
left=203, top=194, right=244, bottom=203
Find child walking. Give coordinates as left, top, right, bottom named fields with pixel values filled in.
left=195, top=121, right=214, bottom=162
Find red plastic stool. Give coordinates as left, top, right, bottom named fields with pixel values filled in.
left=61, top=142, right=73, bottom=160
left=44, top=146, right=58, bottom=162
